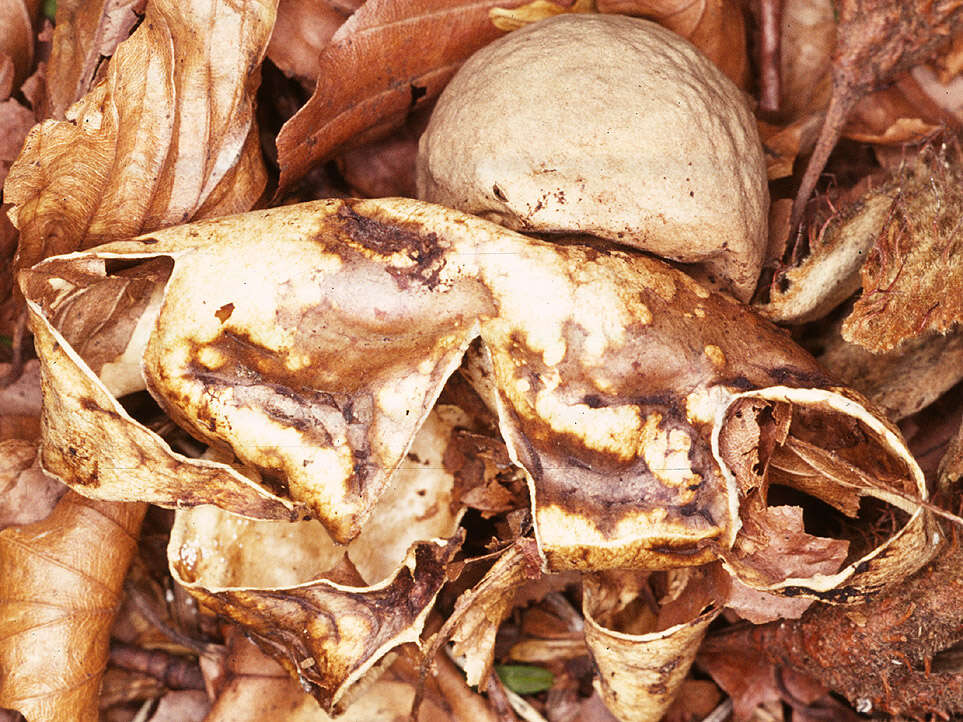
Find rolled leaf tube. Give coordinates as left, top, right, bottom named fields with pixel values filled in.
left=21, top=198, right=936, bottom=596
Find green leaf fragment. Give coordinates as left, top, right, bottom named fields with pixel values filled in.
left=495, top=664, right=554, bottom=695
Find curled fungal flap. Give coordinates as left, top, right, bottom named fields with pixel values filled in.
left=714, top=386, right=940, bottom=601
left=168, top=410, right=463, bottom=710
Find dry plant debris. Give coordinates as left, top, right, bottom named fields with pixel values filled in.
left=0, top=2, right=962, bottom=722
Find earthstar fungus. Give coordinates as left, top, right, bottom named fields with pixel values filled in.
left=20, top=197, right=937, bottom=712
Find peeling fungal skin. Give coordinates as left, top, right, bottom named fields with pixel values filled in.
left=20, top=198, right=934, bottom=584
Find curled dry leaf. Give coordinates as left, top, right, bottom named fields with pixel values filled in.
left=0, top=492, right=145, bottom=722
left=169, top=412, right=462, bottom=710
left=22, top=198, right=934, bottom=599
left=0, top=0, right=39, bottom=93
left=842, top=147, right=963, bottom=353
left=4, top=0, right=274, bottom=275
left=717, top=386, right=939, bottom=601
left=275, top=0, right=540, bottom=193
left=424, top=538, right=542, bottom=688
left=43, top=0, right=145, bottom=119
left=266, top=0, right=360, bottom=86
left=596, top=0, right=749, bottom=88
left=582, top=569, right=721, bottom=722
left=792, top=0, right=963, bottom=227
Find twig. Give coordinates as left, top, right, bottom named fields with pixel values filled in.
left=758, top=0, right=782, bottom=114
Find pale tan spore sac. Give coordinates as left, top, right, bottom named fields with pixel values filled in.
left=416, top=13, right=769, bottom=301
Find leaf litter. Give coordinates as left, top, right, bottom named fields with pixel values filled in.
left=1, top=1, right=963, bottom=721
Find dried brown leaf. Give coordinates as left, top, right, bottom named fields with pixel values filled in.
left=44, top=0, right=144, bottom=119
left=723, top=503, right=849, bottom=623
left=266, top=0, right=360, bottom=85
left=4, top=0, right=274, bottom=274
left=0, top=98, right=34, bottom=181
left=792, top=0, right=963, bottom=228
left=597, top=0, right=749, bottom=88
left=0, top=0, right=39, bottom=92
left=425, top=538, right=542, bottom=688
left=717, top=387, right=938, bottom=601
left=0, top=450, right=66, bottom=529
left=275, top=0, right=539, bottom=193
left=843, top=147, right=963, bottom=352
left=0, top=493, right=145, bottom=722
left=844, top=74, right=954, bottom=145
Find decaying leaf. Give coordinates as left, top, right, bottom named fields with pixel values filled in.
left=424, top=538, right=542, bottom=688
left=582, top=569, right=721, bottom=722
left=0, top=493, right=145, bottom=722
left=266, top=0, right=359, bottom=86
left=43, top=0, right=145, bottom=119
left=717, top=386, right=939, bottom=601
left=4, top=0, right=274, bottom=275
left=792, top=0, right=963, bottom=227
left=22, top=198, right=935, bottom=598
left=0, top=0, right=39, bottom=93
left=275, top=0, right=541, bottom=192
left=842, top=147, right=963, bottom=352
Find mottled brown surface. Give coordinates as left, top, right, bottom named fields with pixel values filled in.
left=176, top=535, right=461, bottom=713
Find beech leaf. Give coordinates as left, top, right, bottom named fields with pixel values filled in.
left=266, top=0, right=360, bottom=86
left=0, top=493, right=145, bottom=722
left=4, top=0, right=275, bottom=275
left=43, top=0, right=144, bottom=119
left=275, top=0, right=542, bottom=193
left=0, top=0, right=39, bottom=92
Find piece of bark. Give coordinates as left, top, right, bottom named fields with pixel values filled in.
left=700, top=527, right=963, bottom=719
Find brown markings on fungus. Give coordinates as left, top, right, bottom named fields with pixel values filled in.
left=334, top=202, right=448, bottom=290
left=180, top=535, right=463, bottom=712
